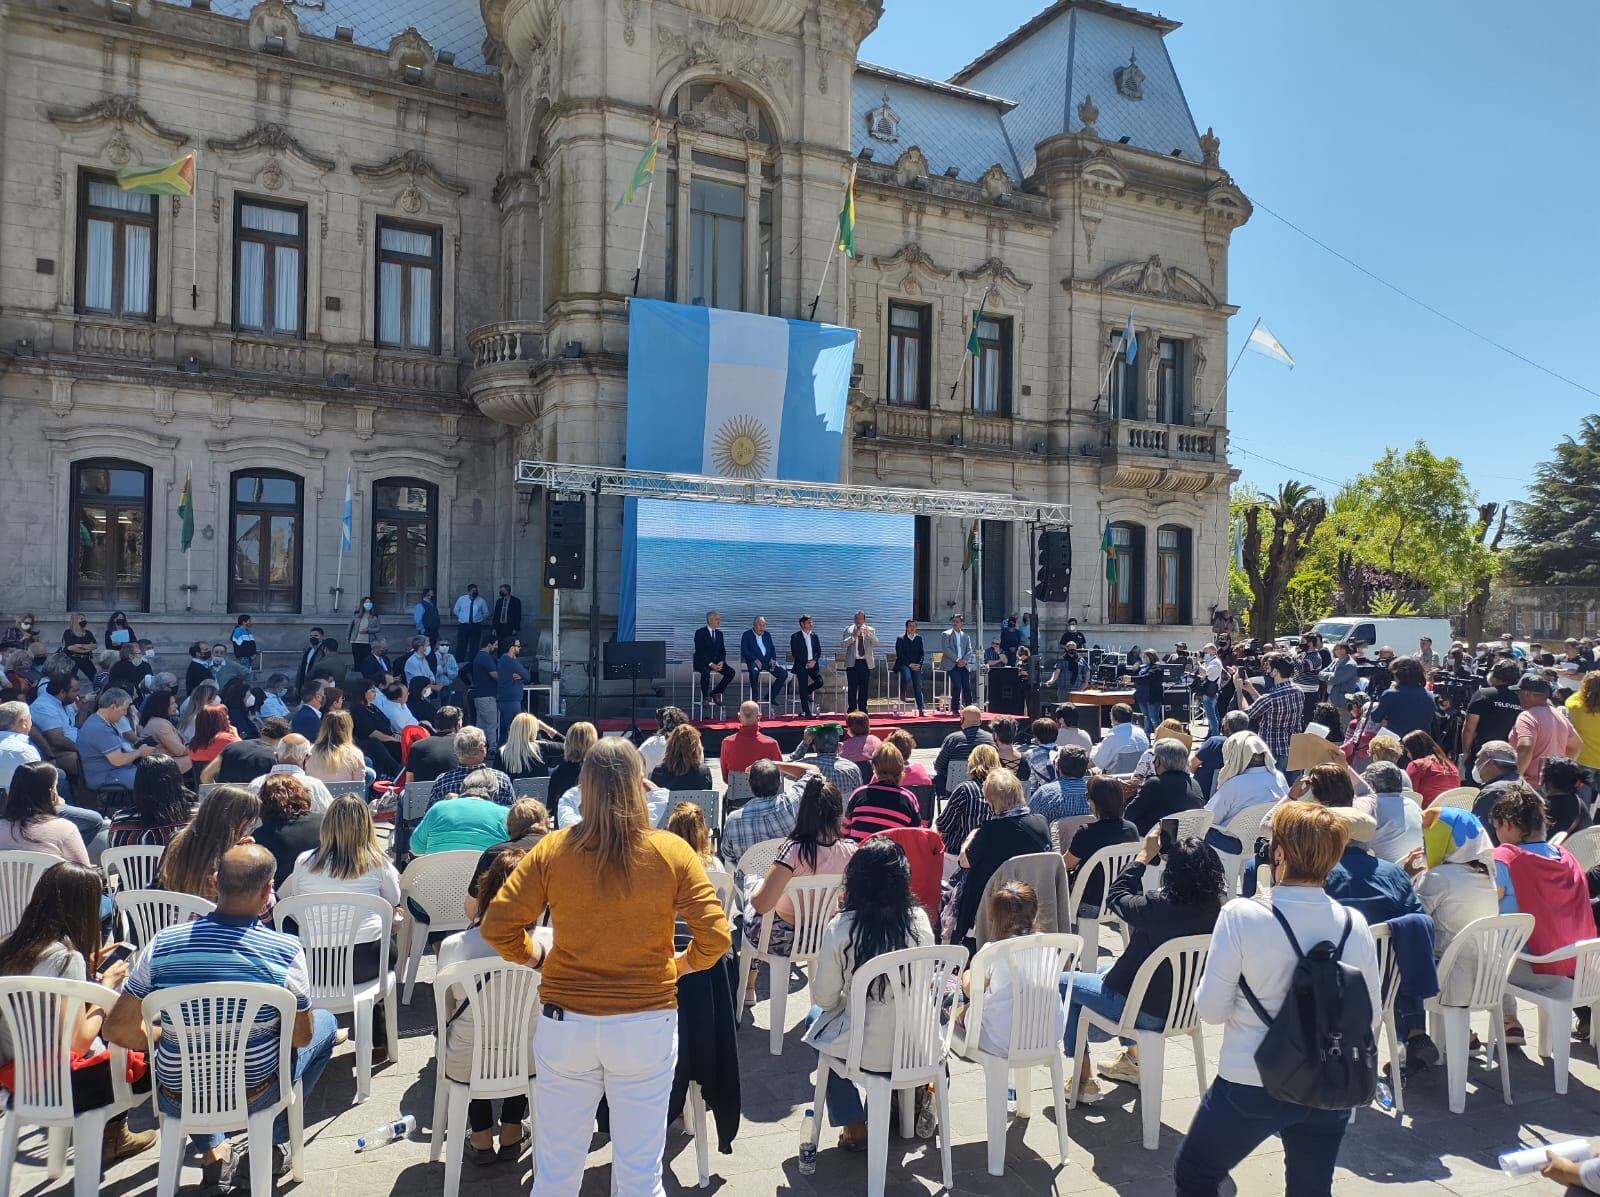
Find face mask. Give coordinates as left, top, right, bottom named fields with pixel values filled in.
left=1471, top=764, right=1484, bottom=785
left=310, top=636, right=322, bottom=645
left=245, top=693, right=256, bottom=709
left=363, top=602, right=374, bottom=611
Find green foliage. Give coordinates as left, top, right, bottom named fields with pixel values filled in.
left=1279, top=568, right=1335, bottom=635
left=1506, top=414, right=1600, bottom=585
left=1365, top=588, right=1420, bottom=617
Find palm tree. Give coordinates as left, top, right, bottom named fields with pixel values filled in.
left=1242, top=481, right=1327, bottom=638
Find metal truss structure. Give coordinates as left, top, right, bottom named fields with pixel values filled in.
left=514, top=459, right=1071, bottom=523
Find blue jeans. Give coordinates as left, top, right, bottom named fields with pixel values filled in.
left=59, top=803, right=108, bottom=863
left=1061, top=963, right=1164, bottom=1052
left=1172, top=1076, right=1351, bottom=1197
left=806, top=1007, right=884, bottom=1127
left=897, top=664, right=925, bottom=712
left=497, top=699, right=520, bottom=742
left=1200, top=694, right=1220, bottom=738
left=157, top=1009, right=339, bottom=1150
left=948, top=665, right=972, bottom=709
left=747, top=664, right=788, bottom=698
left=1141, top=701, right=1164, bottom=733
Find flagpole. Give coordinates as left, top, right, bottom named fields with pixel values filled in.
left=947, top=283, right=994, bottom=404
left=807, top=244, right=836, bottom=322
left=1206, top=316, right=1258, bottom=425
left=190, top=148, right=199, bottom=310
left=181, top=460, right=194, bottom=611
left=630, top=168, right=657, bottom=298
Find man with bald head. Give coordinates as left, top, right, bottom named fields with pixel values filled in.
left=106, top=845, right=340, bottom=1187
left=719, top=699, right=784, bottom=775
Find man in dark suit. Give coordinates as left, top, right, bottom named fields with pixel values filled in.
left=790, top=614, right=824, bottom=717
left=293, top=628, right=326, bottom=693
left=359, top=639, right=393, bottom=683
left=492, top=584, right=522, bottom=648
left=693, top=611, right=733, bottom=708
left=739, top=616, right=788, bottom=704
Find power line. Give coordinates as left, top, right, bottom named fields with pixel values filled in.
left=1229, top=440, right=1348, bottom=490
left=1253, top=199, right=1600, bottom=402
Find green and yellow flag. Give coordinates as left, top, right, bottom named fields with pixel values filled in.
left=177, top=464, right=194, bottom=553
left=117, top=153, right=195, bottom=197
left=966, top=286, right=993, bottom=357
left=836, top=163, right=857, bottom=258
left=615, top=120, right=660, bottom=210
left=1101, top=520, right=1117, bottom=587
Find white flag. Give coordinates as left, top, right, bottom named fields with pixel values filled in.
left=1247, top=322, right=1296, bottom=369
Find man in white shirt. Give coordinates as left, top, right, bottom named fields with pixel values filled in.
left=1197, top=644, right=1225, bottom=738
left=375, top=682, right=420, bottom=733
left=403, top=637, right=437, bottom=686
left=258, top=674, right=292, bottom=721
left=0, top=701, right=42, bottom=789
left=1090, top=703, right=1150, bottom=771
left=245, top=735, right=335, bottom=813
left=452, top=584, right=489, bottom=661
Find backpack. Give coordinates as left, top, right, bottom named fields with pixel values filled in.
left=1238, top=904, right=1377, bottom=1110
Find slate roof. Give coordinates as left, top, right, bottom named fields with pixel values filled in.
left=952, top=0, right=1202, bottom=176
left=851, top=62, right=1022, bottom=183
left=155, top=0, right=494, bottom=74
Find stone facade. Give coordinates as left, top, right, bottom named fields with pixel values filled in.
left=0, top=0, right=1248, bottom=698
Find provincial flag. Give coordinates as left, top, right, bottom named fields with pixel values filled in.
left=614, top=120, right=660, bottom=210
left=340, top=468, right=353, bottom=556
left=117, top=153, right=195, bottom=197
left=177, top=464, right=194, bottom=553
left=1102, top=520, right=1118, bottom=587
left=836, top=163, right=857, bottom=258
left=961, top=520, right=979, bottom=573
left=1121, top=310, right=1138, bottom=364
left=1247, top=322, right=1296, bottom=369
left=966, top=287, right=993, bottom=358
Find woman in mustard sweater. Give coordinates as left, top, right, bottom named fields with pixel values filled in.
left=480, top=737, right=731, bottom=1197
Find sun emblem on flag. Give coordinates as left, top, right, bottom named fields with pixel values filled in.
left=711, top=415, right=772, bottom=479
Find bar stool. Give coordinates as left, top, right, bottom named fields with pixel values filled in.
left=740, top=669, right=775, bottom=717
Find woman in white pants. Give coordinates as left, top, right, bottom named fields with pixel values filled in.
left=480, top=737, right=731, bottom=1197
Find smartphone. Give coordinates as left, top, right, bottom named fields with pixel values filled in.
left=1158, top=816, right=1181, bottom=859
left=98, top=942, right=135, bottom=971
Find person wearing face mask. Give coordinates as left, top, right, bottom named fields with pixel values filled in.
left=230, top=614, right=258, bottom=674
left=295, top=627, right=326, bottom=693
left=108, top=642, right=153, bottom=695
left=1, top=614, right=39, bottom=651
left=103, top=611, right=136, bottom=651
left=413, top=587, right=442, bottom=646
left=430, top=639, right=462, bottom=701
left=1468, top=740, right=1522, bottom=841
left=348, top=597, right=381, bottom=670
left=60, top=613, right=97, bottom=680
left=258, top=673, right=292, bottom=721
left=453, top=584, right=489, bottom=661
left=1196, top=643, right=1225, bottom=738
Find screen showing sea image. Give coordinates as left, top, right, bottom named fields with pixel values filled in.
left=633, top=498, right=914, bottom=671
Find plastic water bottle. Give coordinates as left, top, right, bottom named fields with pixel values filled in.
left=1372, top=1081, right=1394, bottom=1112
left=354, top=1114, right=415, bottom=1152
left=797, top=1109, right=818, bottom=1176
left=1499, top=1139, right=1591, bottom=1175
left=1007, top=1085, right=1017, bottom=1112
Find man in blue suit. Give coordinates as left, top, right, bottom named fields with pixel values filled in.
left=740, top=616, right=789, bottom=703
left=693, top=610, right=733, bottom=708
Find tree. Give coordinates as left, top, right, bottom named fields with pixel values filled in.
left=1464, top=501, right=1508, bottom=645
left=1241, top=481, right=1327, bottom=639
left=1506, top=415, right=1600, bottom=584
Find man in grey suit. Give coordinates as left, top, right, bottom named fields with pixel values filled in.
left=1319, top=640, right=1361, bottom=727
left=941, top=613, right=976, bottom=711
left=840, top=611, right=879, bottom=713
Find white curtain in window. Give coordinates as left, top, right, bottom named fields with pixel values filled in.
left=242, top=204, right=300, bottom=235
left=381, top=225, right=433, bottom=256
left=84, top=219, right=114, bottom=311
left=88, top=181, right=151, bottom=214
left=407, top=265, right=433, bottom=349
left=237, top=241, right=265, bottom=329
left=273, top=246, right=300, bottom=332
left=378, top=261, right=403, bottom=345
left=122, top=225, right=152, bottom=315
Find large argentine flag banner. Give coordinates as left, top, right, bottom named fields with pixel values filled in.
left=618, top=299, right=859, bottom=639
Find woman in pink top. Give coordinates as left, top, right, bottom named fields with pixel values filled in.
left=0, top=763, right=90, bottom=864
left=1401, top=730, right=1462, bottom=806
left=886, top=729, right=931, bottom=787
left=838, top=710, right=882, bottom=768
left=744, top=776, right=854, bottom=995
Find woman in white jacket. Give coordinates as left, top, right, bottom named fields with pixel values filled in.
left=1173, top=800, right=1380, bottom=1197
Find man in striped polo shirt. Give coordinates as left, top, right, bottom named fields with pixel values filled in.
left=107, top=845, right=340, bottom=1191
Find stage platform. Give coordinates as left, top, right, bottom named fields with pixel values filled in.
left=593, top=709, right=1001, bottom=753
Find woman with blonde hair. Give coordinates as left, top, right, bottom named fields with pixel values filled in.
left=547, top=720, right=597, bottom=824
left=177, top=680, right=219, bottom=741
left=665, top=801, right=726, bottom=877
left=650, top=723, right=713, bottom=792
left=307, top=710, right=367, bottom=782
left=951, top=768, right=1050, bottom=947
left=935, top=742, right=1001, bottom=855
left=158, top=784, right=261, bottom=900
left=1565, top=670, right=1600, bottom=770
left=499, top=711, right=555, bottom=781
left=480, top=737, right=731, bottom=1197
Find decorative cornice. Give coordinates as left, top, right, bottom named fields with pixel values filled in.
left=1094, top=254, right=1218, bottom=308
left=871, top=242, right=951, bottom=279
left=47, top=95, right=190, bottom=149
left=352, top=149, right=469, bottom=198
left=959, top=258, right=1033, bottom=292
left=205, top=123, right=335, bottom=172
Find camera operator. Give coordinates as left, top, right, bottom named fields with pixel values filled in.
left=1292, top=632, right=1330, bottom=724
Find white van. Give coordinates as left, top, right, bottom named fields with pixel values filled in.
left=1311, top=616, right=1454, bottom=655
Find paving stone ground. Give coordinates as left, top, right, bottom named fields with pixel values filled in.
left=11, top=745, right=1600, bottom=1196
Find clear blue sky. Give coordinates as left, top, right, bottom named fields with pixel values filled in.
left=860, top=0, right=1600, bottom=510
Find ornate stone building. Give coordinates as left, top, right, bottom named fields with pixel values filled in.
left=0, top=0, right=1248, bottom=692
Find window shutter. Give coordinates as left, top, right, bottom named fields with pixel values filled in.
left=1129, top=524, right=1146, bottom=624
left=1177, top=527, right=1194, bottom=625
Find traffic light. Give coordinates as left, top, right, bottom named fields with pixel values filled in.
left=1036, top=528, right=1072, bottom=602
left=544, top=496, right=586, bottom=590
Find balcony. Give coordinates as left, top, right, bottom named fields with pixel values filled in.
left=464, top=319, right=546, bottom=426
left=1100, top=418, right=1230, bottom=493
left=859, top=401, right=1049, bottom=458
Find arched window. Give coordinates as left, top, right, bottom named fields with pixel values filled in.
left=70, top=459, right=151, bottom=610
left=230, top=469, right=303, bottom=613
left=1107, top=521, right=1144, bottom=624
left=663, top=82, right=779, bottom=314
left=1157, top=525, right=1193, bottom=625
left=371, top=478, right=438, bottom=612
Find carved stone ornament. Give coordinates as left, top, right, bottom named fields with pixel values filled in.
left=206, top=123, right=336, bottom=172
left=620, top=0, right=640, bottom=46
left=387, top=27, right=437, bottom=85
left=107, top=132, right=133, bottom=166
left=1097, top=255, right=1219, bottom=308
left=246, top=0, right=301, bottom=56
left=871, top=242, right=951, bottom=280
left=1076, top=93, right=1099, bottom=138
left=959, top=257, right=1033, bottom=294
left=892, top=145, right=929, bottom=189
left=865, top=93, right=899, bottom=144
left=656, top=17, right=793, bottom=102
left=979, top=162, right=1012, bottom=200
left=260, top=159, right=286, bottom=191
left=47, top=94, right=191, bottom=149
left=1114, top=49, right=1145, bottom=101
left=678, top=83, right=760, bottom=140
left=352, top=148, right=470, bottom=199
left=1199, top=126, right=1221, bottom=168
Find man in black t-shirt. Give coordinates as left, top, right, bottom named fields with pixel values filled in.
left=212, top=716, right=290, bottom=783
left=1463, top=659, right=1525, bottom=767
left=404, top=707, right=464, bottom=784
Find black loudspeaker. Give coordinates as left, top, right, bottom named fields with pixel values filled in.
left=1036, top=528, right=1072, bottom=602
left=544, top=496, right=586, bottom=590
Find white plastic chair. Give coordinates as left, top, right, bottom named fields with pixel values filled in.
left=273, top=894, right=399, bottom=1102
left=1210, top=802, right=1277, bottom=895
left=1110, top=751, right=1144, bottom=775
left=101, top=844, right=166, bottom=893
left=1049, top=815, right=1094, bottom=855
left=196, top=783, right=222, bottom=800
left=0, top=850, right=59, bottom=939
left=955, top=934, right=1082, bottom=1176
left=944, top=760, right=968, bottom=794
left=737, top=874, right=844, bottom=1055
left=675, top=789, right=722, bottom=842
left=807, top=945, right=968, bottom=1197
left=429, top=957, right=541, bottom=1197
left=1559, top=826, right=1600, bottom=873
left=144, top=982, right=305, bottom=1197
left=114, top=889, right=215, bottom=946
left=401, top=780, right=437, bottom=823
left=397, top=851, right=480, bottom=1003
left=1424, top=912, right=1534, bottom=1113
left=512, top=777, right=550, bottom=801
left=724, top=771, right=753, bottom=808
left=708, top=868, right=737, bottom=919
left=1431, top=786, right=1479, bottom=810
left=733, top=837, right=787, bottom=894
left=1066, top=841, right=1142, bottom=966
left=0, top=978, right=146, bottom=1197
left=1508, top=936, right=1600, bottom=1095
left=324, top=781, right=369, bottom=800
left=1068, top=933, right=1210, bottom=1149
left=1367, top=923, right=1407, bottom=1115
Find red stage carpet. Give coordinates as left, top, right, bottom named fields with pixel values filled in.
left=594, top=709, right=1006, bottom=751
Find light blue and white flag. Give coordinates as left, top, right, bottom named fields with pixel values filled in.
left=625, top=299, right=858, bottom=483
left=1247, top=322, right=1296, bottom=369
left=1121, top=310, right=1138, bottom=365
left=340, top=467, right=353, bottom=555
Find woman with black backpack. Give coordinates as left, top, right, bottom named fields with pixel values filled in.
left=1173, top=799, right=1382, bottom=1197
